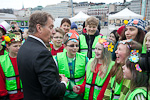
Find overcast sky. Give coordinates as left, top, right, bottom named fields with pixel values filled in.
left=1, top=0, right=132, bottom=9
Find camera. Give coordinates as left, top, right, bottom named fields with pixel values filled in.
left=139, top=50, right=150, bottom=73
left=11, top=24, right=15, bottom=30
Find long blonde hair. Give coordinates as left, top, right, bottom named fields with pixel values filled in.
left=143, top=32, right=150, bottom=50
left=90, top=39, right=113, bottom=78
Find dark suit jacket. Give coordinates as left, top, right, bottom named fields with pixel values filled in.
left=17, top=36, right=66, bottom=100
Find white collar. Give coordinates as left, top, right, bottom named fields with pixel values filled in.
left=28, top=35, right=47, bottom=48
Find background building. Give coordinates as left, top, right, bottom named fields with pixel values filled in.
left=42, top=1, right=72, bottom=18
left=128, top=0, right=150, bottom=20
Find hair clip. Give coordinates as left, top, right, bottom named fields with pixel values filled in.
left=135, top=64, right=142, bottom=72
left=98, top=38, right=114, bottom=52
left=129, top=55, right=139, bottom=63
left=108, top=43, right=114, bottom=52
left=98, top=38, right=107, bottom=44
left=130, top=49, right=139, bottom=56
left=119, top=41, right=126, bottom=44
left=103, top=42, right=109, bottom=48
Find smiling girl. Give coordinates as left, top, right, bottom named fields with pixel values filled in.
left=73, top=38, right=115, bottom=100
left=122, top=50, right=150, bottom=100
left=103, top=39, right=142, bottom=100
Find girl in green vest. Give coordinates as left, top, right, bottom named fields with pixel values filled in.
left=73, top=38, right=115, bottom=100
left=0, top=32, right=23, bottom=100
left=55, top=30, right=88, bottom=100
left=122, top=50, right=150, bottom=100
left=103, top=39, right=142, bottom=100
left=142, top=32, right=150, bottom=53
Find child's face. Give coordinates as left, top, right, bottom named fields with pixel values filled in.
left=95, top=43, right=103, bottom=59
left=115, top=44, right=129, bottom=65
left=7, top=42, right=21, bottom=56
left=65, top=40, right=79, bottom=58
left=109, top=33, right=116, bottom=43
left=122, top=64, right=132, bottom=80
left=86, top=25, right=97, bottom=35
left=146, top=36, right=150, bottom=50
left=61, top=22, right=71, bottom=33
left=52, top=32, right=63, bottom=48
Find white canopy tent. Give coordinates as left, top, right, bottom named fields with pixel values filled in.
left=108, top=8, right=144, bottom=34
left=109, top=8, right=144, bottom=20
left=69, top=11, right=90, bottom=22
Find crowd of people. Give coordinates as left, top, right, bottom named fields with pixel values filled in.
left=0, top=11, right=150, bottom=100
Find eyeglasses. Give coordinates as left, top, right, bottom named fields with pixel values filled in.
left=67, top=44, right=79, bottom=47
left=53, top=36, right=63, bottom=39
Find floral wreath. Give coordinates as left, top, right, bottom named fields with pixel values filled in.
left=3, top=33, right=22, bottom=43
left=128, top=49, right=142, bottom=72
left=98, top=38, right=114, bottom=52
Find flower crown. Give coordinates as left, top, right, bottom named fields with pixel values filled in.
left=98, top=38, right=114, bottom=52
left=128, top=49, right=142, bottom=72
left=3, top=33, right=22, bottom=43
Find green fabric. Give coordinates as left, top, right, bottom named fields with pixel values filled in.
left=0, top=54, right=22, bottom=91
left=56, top=52, right=86, bottom=99
left=4, top=50, right=8, bottom=55
left=63, top=94, right=83, bottom=100
left=79, top=34, right=103, bottom=58
left=84, top=58, right=115, bottom=100
left=103, top=76, right=130, bottom=100
left=1, top=41, right=5, bottom=46
left=126, top=87, right=150, bottom=100
left=142, top=44, right=146, bottom=53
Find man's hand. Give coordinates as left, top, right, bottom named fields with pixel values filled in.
left=73, top=85, right=80, bottom=93
left=59, top=74, right=68, bottom=83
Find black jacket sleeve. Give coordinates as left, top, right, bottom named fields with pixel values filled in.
left=34, top=50, right=66, bottom=99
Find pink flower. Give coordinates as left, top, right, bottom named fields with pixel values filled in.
left=103, top=42, right=109, bottom=48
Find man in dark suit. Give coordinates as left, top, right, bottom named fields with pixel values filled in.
left=17, top=11, right=68, bottom=100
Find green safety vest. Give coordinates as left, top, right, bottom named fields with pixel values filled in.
left=84, top=58, right=115, bottom=100
left=110, top=76, right=130, bottom=100
left=110, top=76, right=123, bottom=100
left=79, top=34, right=107, bottom=58
left=0, top=54, right=23, bottom=94
left=126, top=88, right=150, bottom=100
left=57, top=52, right=86, bottom=90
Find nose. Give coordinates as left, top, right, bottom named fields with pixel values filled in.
left=115, top=49, right=118, bottom=54
left=95, top=49, right=97, bottom=53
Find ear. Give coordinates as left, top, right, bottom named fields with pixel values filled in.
left=36, top=24, right=42, bottom=33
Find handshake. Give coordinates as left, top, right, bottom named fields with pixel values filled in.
left=59, top=74, right=68, bottom=83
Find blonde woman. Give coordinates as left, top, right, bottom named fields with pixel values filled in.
left=73, top=38, right=115, bottom=100
left=142, top=32, right=150, bottom=53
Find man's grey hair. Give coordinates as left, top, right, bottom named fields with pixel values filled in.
left=28, top=11, right=54, bottom=35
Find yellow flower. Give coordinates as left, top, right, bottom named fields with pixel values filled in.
left=4, top=36, right=11, bottom=42
left=108, top=43, right=114, bottom=52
